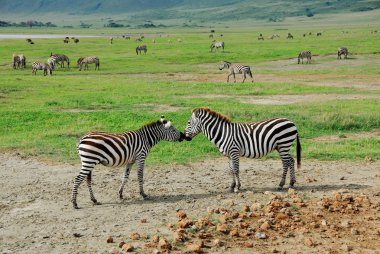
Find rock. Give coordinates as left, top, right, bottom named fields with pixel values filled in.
left=106, top=236, right=114, bottom=243
left=213, top=238, right=223, bottom=247
left=341, top=244, right=353, bottom=252
left=173, top=231, right=186, bottom=242
left=130, top=232, right=140, bottom=240
left=216, top=223, right=229, bottom=234
left=110, top=248, right=120, bottom=254
left=176, top=210, right=187, bottom=220
left=255, top=232, right=267, bottom=239
left=118, top=241, right=126, bottom=248
left=229, top=229, right=239, bottom=237
left=304, top=237, right=314, bottom=247
left=244, top=242, right=253, bottom=248
left=140, top=218, right=147, bottom=223
left=243, top=205, right=250, bottom=212
left=275, top=213, right=289, bottom=220
left=152, top=235, right=160, bottom=243
left=158, top=238, right=172, bottom=251
left=186, top=244, right=202, bottom=253
left=321, top=220, right=327, bottom=226
left=177, top=218, right=193, bottom=228
left=350, top=228, right=359, bottom=235
left=121, top=243, right=134, bottom=252
left=260, top=221, right=271, bottom=230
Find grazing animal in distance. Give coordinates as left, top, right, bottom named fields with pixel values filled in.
left=50, top=53, right=70, bottom=68
left=136, top=45, right=147, bottom=55
left=32, top=61, right=52, bottom=76
left=184, top=108, right=301, bottom=192
left=109, top=36, right=113, bottom=44
left=12, top=54, right=26, bottom=69
left=74, top=38, right=79, bottom=43
left=63, top=39, right=69, bottom=43
left=337, top=47, right=348, bottom=59
left=219, top=61, right=253, bottom=83
left=287, top=33, right=294, bottom=39
left=317, top=32, right=322, bottom=36
left=298, top=51, right=312, bottom=64
left=71, top=116, right=187, bottom=209
left=77, top=56, right=99, bottom=71
left=258, top=34, right=264, bottom=40
left=210, top=41, right=224, bottom=52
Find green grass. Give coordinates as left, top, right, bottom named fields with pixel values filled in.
left=0, top=23, right=379, bottom=165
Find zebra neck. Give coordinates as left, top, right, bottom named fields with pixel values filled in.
left=202, top=120, right=233, bottom=147
left=137, top=126, right=161, bottom=148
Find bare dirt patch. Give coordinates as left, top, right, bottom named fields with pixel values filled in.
left=312, top=129, right=380, bottom=142
left=1, top=154, right=379, bottom=253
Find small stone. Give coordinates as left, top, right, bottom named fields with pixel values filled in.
left=276, top=213, right=289, bottom=220
left=118, top=241, right=126, bottom=248
left=130, top=232, right=140, bottom=240
left=230, top=229, right=239, bottom=237
left=260, top=221, right=271, bottom=230
left=152, top=235, right=160, bottom=243
left=321, top=220, right=327, bottom=226
left=213, top=238, right=223, bottom=247
left=121, top=243, right=134, bottom=252
left=176, top=210, right=187, bottom=220
left=350, top=228, right=359, bottom=235
left=110, top=248, right=120, bottom=254
left=177, top=218, right=193, bottom=228
left=243, top=205, right=250, bottom=212
left=304, top=237, right=314, bottom=247
left=106, top=236, right=114, bottom=243
left=140, top=218, right=147, bottom=223
left=244, top=242, right=253, bottom=248
left=255, top=232, right=267, bottom=239
left=216, top=223, right=229, bottom=234
left=158, top=238, right=172, bottom=250
left=341, top=244, right=353, bottom=252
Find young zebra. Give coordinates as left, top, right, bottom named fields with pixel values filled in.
left=337, top=47, right=348, bottom=59
left=50, top=53, right=70, bottom=68
left=136, top=45, right=147, bottom=55
left=71, top=116, right=186, bottom=209
left=298, top=51, right=312, bottom=64
left=219, top=61, right=253, bottom=83
left=12, top=54, right=26, bottom=69
left=78, top=56, right=100, bottom=71
left=31, top=61, right=52, bottom=76
left=184, top=108, right=301, bottom=192
left=210, top=41, right=224, bottom=52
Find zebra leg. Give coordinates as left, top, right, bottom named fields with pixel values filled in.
left=242, top=73, right=246, bottom=83
left=288, top=157, right=296, bottom=187
left=233, top=73, right=236, bottom=83
left=228, top=155, right=241, bottom=193
left=86, top=171, right=101, bottom=205
left=118, top=163, right=132, bottom=199
left=136, top=159, right=149, bottom=199
left=278, top=157, right=293, bottom=190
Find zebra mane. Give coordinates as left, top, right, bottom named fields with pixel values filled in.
left=141, top=120, right=168, bottom=129
left=193, top=108, right=231, bottom=123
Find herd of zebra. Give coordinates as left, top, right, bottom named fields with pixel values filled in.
left=12, top=53, right=100, bottom=75
left=72, top=108, right=301, bottom=209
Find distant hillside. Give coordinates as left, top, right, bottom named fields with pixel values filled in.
left=1, top=0, right=379, bottom=26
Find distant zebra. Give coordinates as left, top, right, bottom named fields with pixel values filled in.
left=32, top=61, right=52, bottom=76
left=210, top=41, right=224, bottom=52
left=50, top=53, right=70, bottom=68
left=78, top=56, right=99, bottom=71
left=136, top=45, right=147, bottom=55
left=337, top=47, right=348, bottom=59
left=71, top=116, right=186, bottom=209
left=298, top=51, right=312, bottom=64
left=219, top=61, right=253, bottom=83
left=287, top=33, right=294, bottom=39
left=12, top=54, right=26, bottom=69
left=184, top=108, right=301, bottom=192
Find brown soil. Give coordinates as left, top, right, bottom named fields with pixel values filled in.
left=1, top=153, right=379, bottom=253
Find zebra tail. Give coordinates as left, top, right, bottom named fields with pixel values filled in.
left=296, top=134, right=301, bottom=169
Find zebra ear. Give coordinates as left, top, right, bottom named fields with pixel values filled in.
left=164, top=120, right=172, bottom=128
left=160, top=115, right=165, bottom=123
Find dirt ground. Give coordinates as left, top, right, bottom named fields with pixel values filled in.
left=1, top=153, right=379, bottom=254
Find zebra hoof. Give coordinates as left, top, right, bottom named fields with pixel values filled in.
left=73, top=204, right=79, bottom=209
left=93, top=201, right=102, bottom=206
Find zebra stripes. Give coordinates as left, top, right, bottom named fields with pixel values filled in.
left=184, top=108, right=301, bottom=192
left=71, top=116, right=186, bottom=209
left=78, top=56, right=99, bottom=71
left=49, top=53, right=70, bottom=69
left=136, top=45, right=147, bottom=55
left=32, top=61, right=52, bottom=76
left=338, top=47, right=348, bottom=59
left=12, top=54, right=26, bottom=69
left=219, top=61, right=253, bottom=83
left=210, top=41, right=224, bottom=52
left=298, top=51, right=312, bottom=64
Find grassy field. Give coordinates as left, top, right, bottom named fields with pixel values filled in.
left=0, top=24, right=379, bottom=165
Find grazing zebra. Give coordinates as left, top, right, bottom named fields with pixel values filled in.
left=78, top=56, right=99, bottom=71
left=297, top=51, right=312, bottom=64
left=74, top=38, right=79, bottom=43
left=136, top=45, right=147, bottom=55
left=31, top=61, right=52, bottom=76
left=12, top=54, right=26, bottom=69
left=287, top=33, right=294, bottom=39
left=184, top=108, right=301, bottom=192
left=71, top=116, right=186, bottom=209
left=50, top=53, right=70, bottom=68
left=219, top=61, right=253, bottom=83
left=210, top=41, right=224, bottom=52
left=337, top=47, right=348, bottom=59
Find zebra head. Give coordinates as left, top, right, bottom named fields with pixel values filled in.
left=184, top=111, right=203, bottom=141
left=219, top=61, right=231, bottom=70
left=159, top=116, right=186, bottom=142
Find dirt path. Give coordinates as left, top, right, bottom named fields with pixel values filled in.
left=0, top=153, right=379, bottom=253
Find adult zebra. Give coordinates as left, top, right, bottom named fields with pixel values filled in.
left=337, top=47, right=348, bottom=59
left=136, top=45, right=147, bottom=55
left=219, top=61, right=253, bottom=83
left=12, top=54, right=26, bottom=69
left=71, top=116, right=186, bottom=209
left=50, top=53, right=70, bottom=68
left=184, top=108, right=301, bottom=192
left=78, top=56, right=99, bottom=71
left=298, top=51, right=312, bottom=64
left=32, top=61, right=52, bottom=76
left=210, top=41, right=224, bottom=52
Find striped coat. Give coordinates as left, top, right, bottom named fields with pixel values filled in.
left=210, top=41, right=224, bottom=52
left=298, top=51, right=311, bottom=64
left=12, top=54, right=26, bottom=69
left=136, top=45, right=147, bottom=55
left=78, top=56, right=99, bottom=71
left=219, top=61, right=253, bottom=83
left=32, top=61, right=52, bottom=76
left=71, top=117, right=186, bottom=209
left=50, top=53, right=70, bottom=68
left=337, top=47, right=348, bottom=59
left=184, top=108, right=301, bottom=192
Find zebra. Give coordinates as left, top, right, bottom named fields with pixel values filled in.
left=50, top=53, right=70, bottom=68
left=136, top=45, right=147, bottom=55
left=287, top=33, right=294, bottom=39
left=12, top=54, right=26, bottom=69
left=184, top=108, right=301, bottom=193
left=210, top=41, right=224, bottom=52
left=31, top=61, right=52, bottom=76
left=298, top=51, right=312, bottom=64
left=219, top=61, right=253, bottom=83
left=71, top=116, right=186, bottom=209
left=78, top=56, right=99, bottom=71
left=337, top=47, right=348, bottom=59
